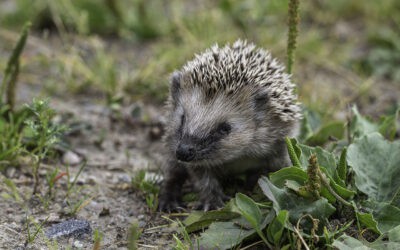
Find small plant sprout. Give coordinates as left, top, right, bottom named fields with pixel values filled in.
left=24, top=99, right=67, bottom=194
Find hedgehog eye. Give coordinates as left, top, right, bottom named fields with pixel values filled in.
left=180, top=113, right=185, bottom=125
left=177, top=113, right=185, bottom=135
left=216, top=122, right=231, bottom=136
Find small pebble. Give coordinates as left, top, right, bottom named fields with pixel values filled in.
left=74, top=240, right=83, bottom=248
left=62, top=151, right=82, bottom=166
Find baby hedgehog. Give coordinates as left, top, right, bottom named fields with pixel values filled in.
left=159, top=40, right=301, bottom=211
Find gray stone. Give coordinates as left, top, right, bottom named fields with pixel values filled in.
left=45, top=219, right=91, bottom=239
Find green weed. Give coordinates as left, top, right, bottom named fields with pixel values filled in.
left=131, top=170, right=160, bottom=212
left=127, top=220, right=141, bottom=250
left=92, top=229, right=103, bottom=250
left=24, top=215, right=49, bottom=247
left=24, top=99, right=66, bottom=194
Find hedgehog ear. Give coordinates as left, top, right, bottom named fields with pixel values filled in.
left=170, top=71, right=182, bottom=103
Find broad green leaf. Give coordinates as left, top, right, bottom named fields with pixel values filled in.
left=305, top=121, right=345, bottom=146
left=378, top=108, right=399, bottom=140
left=269, top=167, right=308, bottom=188
left=184, top=210, right=240, bottom=233
left=258, top=177, right=335, bottom=224
left=350, top=106, right=379, bottom=139
left=388, top=225, right=400, bottom=242
left=235, top=193, right=262, bottom=229
left=356, top=212, right=380, bottom=234
left=333, top=234, right=400, bottom=249
left=373, top=203, right=400, bottom=233
left=267, top=210, right=288, bottom=246
left=285, top=180, right=312, bottom=198
left=347, top=133, right=400, bottom=203
left=298, top=108, right=322, bottom=143
left=198, top=210, right=274, bottom=250
left=350, top=106, right=399, bottom=140
left=298, top=112, right=313, bottom=142
left=332, top=235, right=373, bottom=249
left=235, top=193, right=269, bottom=244
left=298, top=144, right=337, bottom=177
left=362, top=200, right=400, bottom=234
left=269, top=166, right=348, bottom=202
left=320, top=167, right=355, bottom=199
left=198, top=221, right=256, bottom=250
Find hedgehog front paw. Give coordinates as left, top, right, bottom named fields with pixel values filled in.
left=195, top=193, right=230, bottom=211
left=158, top=193, right=186, bottom=213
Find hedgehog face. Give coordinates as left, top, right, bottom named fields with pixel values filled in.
left=166, top=40, right=301, bottom=167
left=168, top=74, right=260, bottom=167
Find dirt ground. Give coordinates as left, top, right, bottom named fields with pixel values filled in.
left=0, top=33, right=176, bottom=248
left=0, top=90, right=178, bottom=249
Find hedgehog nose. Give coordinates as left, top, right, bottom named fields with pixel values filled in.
left=176, top=143, right=195, bottom=162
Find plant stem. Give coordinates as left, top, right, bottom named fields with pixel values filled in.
left=318, top=171, right=352, bottom=207
left=1, top=22, right=31, bottom=110
left=287, top=0, right=300, bottom=75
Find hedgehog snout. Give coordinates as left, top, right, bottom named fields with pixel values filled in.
left=176, top=143, right=196, bottom=162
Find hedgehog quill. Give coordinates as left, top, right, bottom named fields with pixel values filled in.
left=159, top=40, right=301, bottom=212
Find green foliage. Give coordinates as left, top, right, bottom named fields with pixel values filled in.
left=131, top=170, right=160, bottom=212
left=127, top=220, right=141, bottom=250
left=350, top=106, right=399, bottom=141
left=0, top=22, right=30, bottom=111
left=357, top=29, right=400, bottom=81
left=0, top=107, right=27, bottom=170
left=266, top=210, right=289, bottom=247
left=24, top=99, right=67, bottom=194
left=234, top=193, right=270, bottom=246
left=348, top=133, right=400, bottom=205
left=177, top=108, right=400, bottom=249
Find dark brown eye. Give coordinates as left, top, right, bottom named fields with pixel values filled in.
left=178, top=113, right=185, bottom=134
left=217, top=122, right=231, bottom=136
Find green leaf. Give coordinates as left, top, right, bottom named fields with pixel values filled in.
left=198, top=210, right=274, bottom=250
left=258, top=177, right=335, bottom=224
left=361, top=200, right=400, bottom=234
left=378, top=108, right=399, bottom=140
left=350, top=105, right=379, bottom=139
left=184, top=210, right=240, bottom=233
left=333, top=234, right=400, bottom=249
left=373, top=203, right=400, bottom=233
left=388, top=225, right=400, bottom=242
left=338, top=147, right=347, bottom=181
left=269, top=167, right=308, bottom=188
left=305, top=121, right=345, bottom=146
left=198, top=221, right=256, bottom=250
left=319, top=167, right=355, bottom=200
left=332, top=235, right=373, bottom=249
left=267, top=210, right=288, bottom=246
left=235, top=193, right=262, bottom=229
left=298, top=144, right=337, bottom=176
left=347, top=133, right=400, bottom=203
left=234, top=193, right=270, bottom=245
left=356, top=212, right=380, bottom=234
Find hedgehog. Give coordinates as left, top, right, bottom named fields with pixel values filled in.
left=159, top=40, right=301, bottom=211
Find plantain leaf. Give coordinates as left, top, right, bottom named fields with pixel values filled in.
left=267, top=210, right=288, bottom=246
left=258, top=176, right=335, bottom=224
left=347, top=133, right=400, bottom=204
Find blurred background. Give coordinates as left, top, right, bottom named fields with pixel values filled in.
left=1, top=0, right=399, bottom=120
